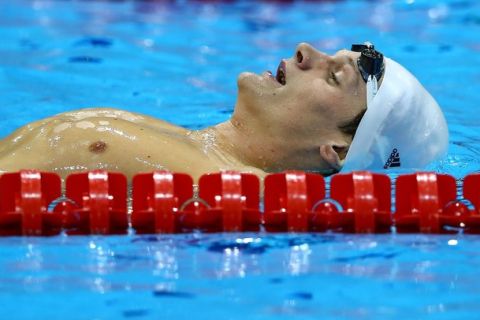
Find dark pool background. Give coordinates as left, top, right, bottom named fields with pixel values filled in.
left=1, top=0, right=480, bottom=319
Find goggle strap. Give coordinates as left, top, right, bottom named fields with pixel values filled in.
left=366, top=75, right=378, bottom=107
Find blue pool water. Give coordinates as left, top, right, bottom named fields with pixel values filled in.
left=2, top=234, right=480, bottom=319
left=0, top=0, right=479, bottom=318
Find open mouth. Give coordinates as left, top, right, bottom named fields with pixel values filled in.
left=276, top=60, right=286, bottom=85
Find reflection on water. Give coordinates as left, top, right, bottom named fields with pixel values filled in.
left=0, top=234, right=479, bottom=318
left=287, top=243, right=311, bottom=276
left=1, top=234, right=473, bottom=283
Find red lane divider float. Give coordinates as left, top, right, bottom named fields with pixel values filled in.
left=462, top=173, right=480, bottom=232
left=0, top=170, right=479, bottom=236
left=65, top=171, right=128, bottom=235
left=395, top=172, right=457, bottom=233
left=0, top=170, right=61, bottom=236
left=195, top=171, right=261, bottom=232
left=330, top=171, right=392, bottom=233
left=132, top=171, right=261, bottom=233
left=264, top=171, right=325, bottom=232
left=263, top=171, right=392, bottom=233
left=395, top=172, right=480, bottom=233
left=132, top=171, right=193, bottom=234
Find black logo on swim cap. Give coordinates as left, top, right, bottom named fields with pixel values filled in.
left=384, top=148, right=401, bottom=169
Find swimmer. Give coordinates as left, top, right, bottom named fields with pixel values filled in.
left=0, top=42, right=448, bottom=181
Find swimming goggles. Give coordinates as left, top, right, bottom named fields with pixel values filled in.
left=351, top=42, right=385, bottom=104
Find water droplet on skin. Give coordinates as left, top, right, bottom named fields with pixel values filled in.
left=53, top=122, right=72, bottom=133
left=76, top=121, right=95, bottom=129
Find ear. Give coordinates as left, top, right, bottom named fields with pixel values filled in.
left=319, top=144, right=349, bottom=171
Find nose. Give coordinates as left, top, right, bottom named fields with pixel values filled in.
left=294, top=42, right=331, bottom=70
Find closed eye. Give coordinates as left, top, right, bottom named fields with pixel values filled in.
left=330, top=72, right=340, bottom=85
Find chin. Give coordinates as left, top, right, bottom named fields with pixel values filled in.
left=238, top=71, right=275, bottom=97
left=235, top=72, right=265, bottom=112
left=237, top=72, right=259, bottom=89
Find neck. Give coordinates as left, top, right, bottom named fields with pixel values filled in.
left=210, top=118, right=344, bottom=176
left=210, top=102, right=312, bottom=172
left=210, top=117, right=267, bottom=170
left=185, top=119, right=268, bottom=179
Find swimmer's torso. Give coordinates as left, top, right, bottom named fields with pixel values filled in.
left=0, top=108, right=264, bottom=181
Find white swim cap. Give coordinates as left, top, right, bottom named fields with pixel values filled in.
left=342, top=57, right=449, bottom=172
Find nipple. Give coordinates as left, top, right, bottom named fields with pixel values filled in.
left=89, top=141, right=108, bottom=154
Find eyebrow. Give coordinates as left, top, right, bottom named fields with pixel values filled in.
left=344, top=55, right=355, bottom=68
left=333, top=51, right=360, bottom=85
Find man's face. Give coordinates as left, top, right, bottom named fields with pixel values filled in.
left=233, top=42, right=368, bottom=171
left=237, top=42, right=366, bottom=132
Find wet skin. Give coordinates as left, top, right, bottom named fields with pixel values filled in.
left=0, top=43, right=367, bottom=181
left=0, top=109, right=260, bottom=181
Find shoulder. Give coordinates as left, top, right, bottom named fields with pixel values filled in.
left=56, top=107, right=146, bottom=123
left=56, top=107, right=188, bottom=135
